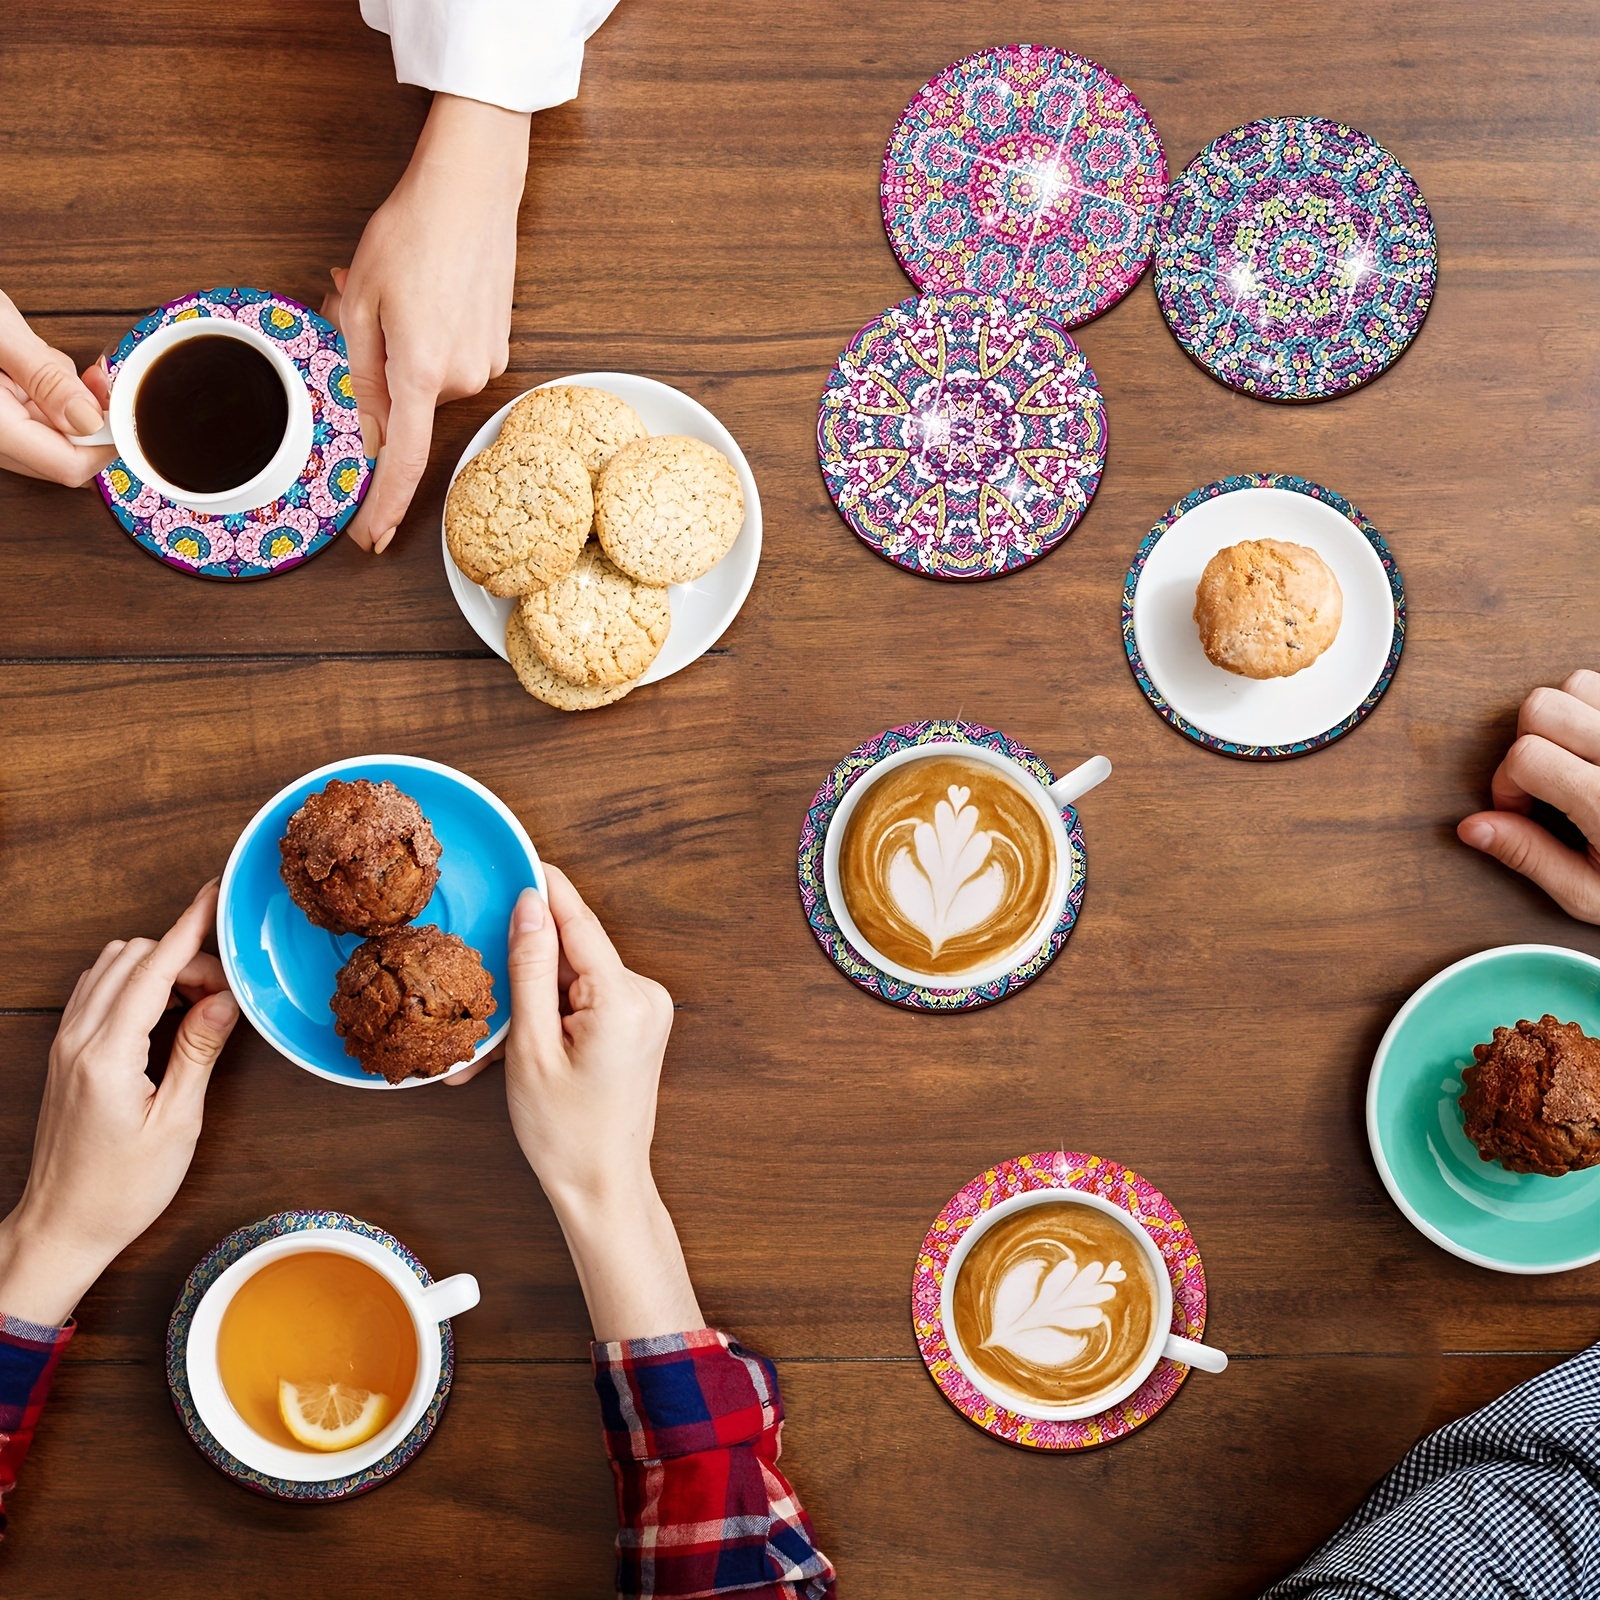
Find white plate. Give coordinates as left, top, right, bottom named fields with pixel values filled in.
left=442, top=373, right=761, bottom=681
left=1129, top=481, right=1402, bottom=752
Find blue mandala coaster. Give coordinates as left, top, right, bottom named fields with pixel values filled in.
left=1122, top=474, right=1406, bottom=760
left=818, top=292, right=1107, bottom=581
left=1154, top=118, right=1436, bottom=401
left=166, top=1210, right=454, bottom=1502
left=797, top=721, right=1086, bottom=1011
left=96, top=287, right=372, bottom=580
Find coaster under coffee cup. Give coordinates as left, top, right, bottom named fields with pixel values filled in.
left=184, top=1226, right=478, bottom=1482
left=70, top=314, right=313, bottom=516
left=821, top=741, right=1109, bottom=988
left=940, top=1187, right=1226, bottom=1422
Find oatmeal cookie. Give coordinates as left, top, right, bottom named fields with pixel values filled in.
left=499, top=384, right=648, bottom=485
left=595, top=434, right=743, bottom=586
left=505, top=605, right=639, bottom=711
left=518, top=542, right=670, bottom=688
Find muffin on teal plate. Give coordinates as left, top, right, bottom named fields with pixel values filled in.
left=1368, top=944, right=1600, bottom=1273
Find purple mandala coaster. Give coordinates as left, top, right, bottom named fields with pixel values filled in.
left=913, top=1152, right=1207, bottom=1450
left=797, top=720, right=1086, bottom=1012
left=882, top=45, right=1167, bottom=326
left=1154, top=118, right=1437, bottom=401
left=96, top=286, right=372, bottom=579
left=818, top=292, right=1106, bottom=581
left=165, top=1210, right=454, bottom=1502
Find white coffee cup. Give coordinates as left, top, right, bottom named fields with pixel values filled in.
left=185, top=1228, right=480, bottom=1482
left=941, top=1187, right=1227, bottom=1421
left=70, top=316, right=313, bottom=515
left=822, top=742, right=1110, bottom=988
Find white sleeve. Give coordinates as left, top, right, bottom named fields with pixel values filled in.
left=360, top=0, right=622, bottom=114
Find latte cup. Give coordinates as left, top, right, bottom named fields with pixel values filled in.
left=184, top=1228, right=479, bottom=1482
left=69, top=315, right=312, bottom=515
left=821, top=741, right=1110, bottom=988
left=940, top=1188, right=1227, bottom=1422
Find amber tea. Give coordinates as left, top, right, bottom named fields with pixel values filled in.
left=216, top=1250, right=419, bottom=1452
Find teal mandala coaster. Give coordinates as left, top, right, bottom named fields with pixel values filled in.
left=96, top=287, right=372, bottom=580
left=165, top=1210, right=454, bottom=1500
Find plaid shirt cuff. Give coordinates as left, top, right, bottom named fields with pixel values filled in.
left=593, top=1328, right=835, bottom=1599
left=0, top=1312, right=74, bottom=1542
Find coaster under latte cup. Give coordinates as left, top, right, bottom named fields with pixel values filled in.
left=881, top=44, right=1168, bottom=327
left=1154, top=118, right=1437, bottom=402
left=1368, top=945, right=1600, bottom=1275
left=818, top=292, right=1106, bottom=581
left=1124, top=474, right=1405, bottom=759
left=90, top=287, right=371, bottom=580
left=166, top=1211, right=468, bottom=1501
left=797, top=722, right=1096, bottom=1011
left=914, top=1153, right=1212, bottom=1450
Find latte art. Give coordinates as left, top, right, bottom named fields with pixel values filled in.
left=838, top=755, right=1057, bottom=979
left=951, top=1203, right=1158, bottom=1410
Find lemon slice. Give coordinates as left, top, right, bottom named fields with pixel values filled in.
left=278, top=1379, right=391, bottom=1452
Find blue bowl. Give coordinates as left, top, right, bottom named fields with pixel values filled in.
left=1367, top=943, right=1600, bottom=1273
left=219, top=755, right=542, bottom=1089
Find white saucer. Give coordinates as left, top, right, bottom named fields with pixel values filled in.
left=441, top=373, right=761, bottom=682
left=1124, top=477, right=1405, bottom=757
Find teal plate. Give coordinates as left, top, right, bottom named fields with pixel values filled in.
left=1368, top=944, right=1600, bottom=1274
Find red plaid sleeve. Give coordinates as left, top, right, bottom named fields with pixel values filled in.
left=0, top=1311, right=73, bottom=1542
left=592, top=1327, right=836, bottom=1599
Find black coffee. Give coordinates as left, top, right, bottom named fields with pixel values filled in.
left=133, top=335, right=289, bottom=493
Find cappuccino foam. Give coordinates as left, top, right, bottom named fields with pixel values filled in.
left=951, top=1202, right=1158, bottom=1410
left=838, top=754, right=1057, bottom=979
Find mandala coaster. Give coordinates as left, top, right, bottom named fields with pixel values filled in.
left=166, top=1210, right=454, bottom=1501
left=797, top=720, right=1085, bottom=1011
left=882, top=44, right=1167, bottom=327
left=1123, top=474, right=1405, bottom=760
left=914, top=1152, right=1207, bottom=1450
left=818, top=293, right=1106, bottom=581
left=1154, top=118, right=1436, bottom=401
left=96, top=287, right=372, bottom=579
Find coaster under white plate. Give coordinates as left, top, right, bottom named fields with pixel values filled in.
left=442, top=373, right=762, bottom=682
left=1123, top=474, right=1405, bottom=759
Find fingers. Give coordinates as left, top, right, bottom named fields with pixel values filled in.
left=0, top=291, right=105, bottom=436
left=541, top=865, right=626, bottom=983
left=1558, top=669, right=1600, bottom=713
left=0, top=391, right=115, bottom=486
left=158, top=988, right=240, bottom=1118
left=100, top=881, right=221, bottom=1048
left=506, top=888, right=565, bottom=1067
left=355, top=380, right=436, bottom=554
left=171, top=951, right=229, bottom=1006
left=336, top=287, right=393, bottom=554
left=1518, top=684, right=1600, bottom=764
left=444, top=1042, right=503, bottom=1087
left=1490, top=735, right=1600, bottom=837
left=1458, top=812, right=1600, bottom=923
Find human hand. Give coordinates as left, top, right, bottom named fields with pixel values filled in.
left=487, top=865, right=701, bottom=1342
left=323, top=93, right=530, bottom=554
left=0, top=292, right=114, bottom=486
left=0, top=882, right=241, bottom=1326
left=1458, top=670, right=1600, bottom=922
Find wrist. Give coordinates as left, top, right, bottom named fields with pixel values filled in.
left=415, top=93, right=531, bottom=187
left=0, top=1208, right=103, bottom=1327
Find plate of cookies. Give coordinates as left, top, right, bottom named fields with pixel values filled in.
left=1367, top=944, right=1600, bottom=1273
left=1123, top=474, right=1406, bottom=758
left=442, top=373, right=761, bottom=710
left=218, top=755, right=543, bottom=1089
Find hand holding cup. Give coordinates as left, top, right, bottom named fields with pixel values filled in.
left=0, top=290, right=114, bottom=486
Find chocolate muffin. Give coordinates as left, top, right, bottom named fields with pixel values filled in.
left=280, top=778, right=441, bottom=936
left=330, top=925, right=496, bottom=1084
left=1459, top=1015, right=1600, bottom=1177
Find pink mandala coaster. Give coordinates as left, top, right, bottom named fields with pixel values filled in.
left=818, top=292, right=1106, bottom=581
left=882, top=45, right=1167, bottom=327
left=95, top=286, right=372, bottom=580
left=913, top=1152, right=1207, bottom=1450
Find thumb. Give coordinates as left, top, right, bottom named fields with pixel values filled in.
left=506, top=889, right=564, bottom=1068
left=1458, top=812, right=1600, bottom=922
left=160, top=989, right=240, bottom=1113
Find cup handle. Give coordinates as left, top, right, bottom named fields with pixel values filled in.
left=1047, top=754, right=1112, bottom=810
left=1163, top=1332, right=1228, bottom=1374
left=67, top=423, right=115, bottom=447
left=419, top=1272, right=480, bottom=1323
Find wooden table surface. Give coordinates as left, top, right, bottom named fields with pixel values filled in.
left=2, top=2, right=1597, bottom=1594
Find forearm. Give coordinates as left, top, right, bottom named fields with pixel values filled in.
left=548, top=1176, right=703, bottom=1344
left=411, top=93, right=531, bottom=196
